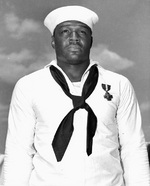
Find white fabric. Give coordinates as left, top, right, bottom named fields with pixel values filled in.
left=3, top=60, right=150, bottom=186
left=44, top=6, right=99, bottom=34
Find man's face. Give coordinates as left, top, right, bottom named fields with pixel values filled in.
left=52, top=21, right=93, bottom=65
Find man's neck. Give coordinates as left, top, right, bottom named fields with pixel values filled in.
left=57, top=60, right=90, bottom=82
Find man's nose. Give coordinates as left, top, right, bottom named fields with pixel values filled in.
left=69, top=31, right=79, bottom=43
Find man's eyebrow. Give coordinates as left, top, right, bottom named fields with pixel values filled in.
left=54, top=23, right=92, bottom=35
left=57, top=23, right=90, bottom=29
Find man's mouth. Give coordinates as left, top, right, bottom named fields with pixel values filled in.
left=67, top=45, right=81, bottom=51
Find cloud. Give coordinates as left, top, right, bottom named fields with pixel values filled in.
left=0, top=48, right=55, bottom=83
left=0, top=49, right=35, bottom=83
left=4, top=13, right=42, bottom=39
left=4, top=49, right=35, bottom=63
left=91, top=44, right=134, bottom=71
left=140, top=102, right=150, bottom=113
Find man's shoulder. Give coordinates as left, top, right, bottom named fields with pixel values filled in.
left=14, top=67, right=51, bottom=91
left=97, top=64, right=129, bottom=84
left=19, top=67, right=49, bottom=83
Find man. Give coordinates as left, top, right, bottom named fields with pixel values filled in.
left=3, top=5, right=150, bottom=186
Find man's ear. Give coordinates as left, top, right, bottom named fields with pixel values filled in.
left=51, top=36, right=55, bottom=49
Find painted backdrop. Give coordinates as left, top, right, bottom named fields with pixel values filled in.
left=0, top=0, right=150, bottom=153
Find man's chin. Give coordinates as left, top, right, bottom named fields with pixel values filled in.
left=67, top=53, right=81, bottom=61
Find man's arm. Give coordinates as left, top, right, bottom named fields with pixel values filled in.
left=4, top=78, right=36, bottom=186
left=117, top=77, right=150, bottom=186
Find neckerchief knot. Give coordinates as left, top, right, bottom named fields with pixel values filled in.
left=71, top=95, right=85, bottom=109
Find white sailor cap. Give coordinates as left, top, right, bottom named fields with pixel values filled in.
left=44, top=5, right=99, bottom=35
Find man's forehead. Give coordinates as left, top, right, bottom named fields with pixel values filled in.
left=55, top=20, right=91, bottom=31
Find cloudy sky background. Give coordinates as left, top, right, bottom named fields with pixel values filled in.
left=0, top=0, right=150, bottom=153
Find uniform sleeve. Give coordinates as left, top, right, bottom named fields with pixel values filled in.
left=117, top=77, right=150, bottom=186
left=3, top=78, right=36, bottom=186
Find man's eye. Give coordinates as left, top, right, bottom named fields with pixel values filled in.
left=61, top=29, right=69, bottom=34
left=79, top=30, right=87, bottom=35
